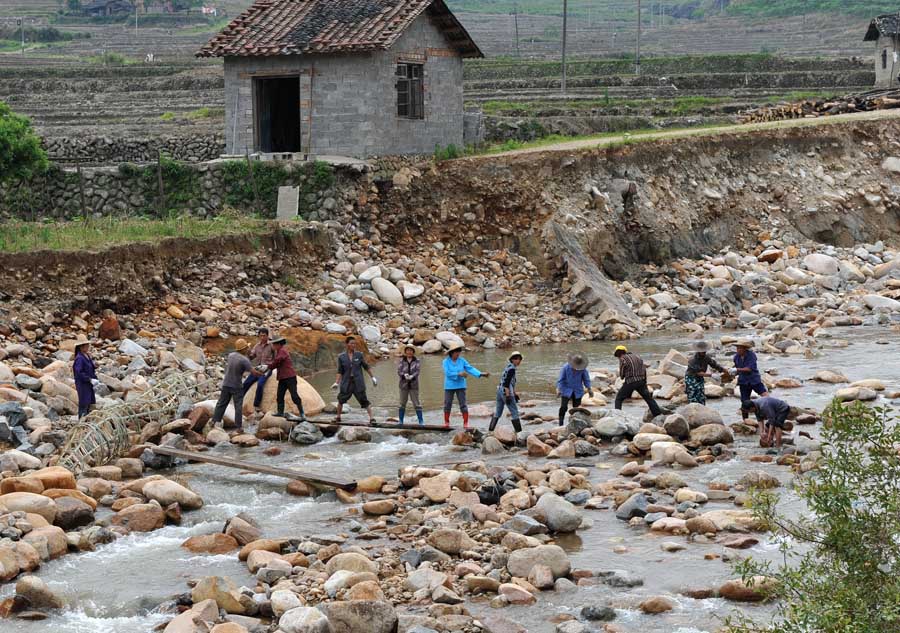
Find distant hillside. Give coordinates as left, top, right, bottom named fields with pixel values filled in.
left=445, top=0, right=899, bottom=20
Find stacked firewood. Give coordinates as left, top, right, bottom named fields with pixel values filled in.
left=741, top=89, right=900, bottom=123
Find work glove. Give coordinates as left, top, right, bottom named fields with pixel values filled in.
left=330, top=382, right=339, bottom=390
left=91, top=379, right=100, bottom=388
left=515, top=394, right=520, bottom=402
left=372, top=377, right=378, bottom=387
left=404, top=374, right=412, bottom=380
left=587, top=390, right=594, bottom=398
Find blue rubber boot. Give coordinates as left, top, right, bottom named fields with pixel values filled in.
left=398, top=407, right=406, bottom=425
left=416, top=408, right=424, bottom=426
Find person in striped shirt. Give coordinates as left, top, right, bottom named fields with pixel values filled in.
left=489, top=351, right=523, bottom=434
left=613, top=345, right=662, bottom=417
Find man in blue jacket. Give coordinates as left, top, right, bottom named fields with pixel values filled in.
left=442, top=342, right=490, bottom=429
left=556, top=353, right=594, bottom=426
left=742, top=396, right=790, bottom=448
left=733, top=339, right=769, bottom=431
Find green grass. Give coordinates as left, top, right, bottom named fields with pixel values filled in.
left=726, top=0, right=900, bottom=18
left=183, top=17, right=231, bottom=35
left=159, top=112, right=176, bottom=121
left=0, top=214, right=272, bottom=254
left=187, top=106, right=223, bottom=119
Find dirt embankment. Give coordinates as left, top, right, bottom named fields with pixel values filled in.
left=0, top=226, right=334, bottom=314
left=375, top=117, right=900, bottom=285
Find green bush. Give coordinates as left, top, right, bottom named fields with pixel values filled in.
left=433, top=144, right=462, bottom=161
left=726, top=401, right=900, bottom=633
left=0, top=101, right=49, bottom=184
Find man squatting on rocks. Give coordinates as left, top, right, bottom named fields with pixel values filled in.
left=442, top=342, right=490, bottom=429
left=556, top=353, right=593, bottom=426
left=266, top=336, right=306, bottom=420
left=241, top=327, right=274, bottom=413
left=684, top=340, right=730, bottom=405
left=489, top=351, right=523, bottom=433
left=397, top=344, right=424, bottom=426
left=742, top=395, right=790, bottom=448
left=211, top=338, right=262, bottom=433
left=333, top=336, right=377, bottom=424
left=733, top=338, right=769, bottom=432
left=613, top=345, right=663, bottom=417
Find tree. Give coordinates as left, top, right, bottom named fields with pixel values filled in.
left=726, top=401, right=900, bottom=633
left=0, top=101, right=49, bottom=184
left=66, top=0, right=82, bottom=11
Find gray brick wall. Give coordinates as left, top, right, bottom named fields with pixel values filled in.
left=223, top=12, right=466, bottom=158
left=875, top=35, right=900, bottom=87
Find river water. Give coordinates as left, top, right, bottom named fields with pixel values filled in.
left=3, top=327, right=898, bottom=633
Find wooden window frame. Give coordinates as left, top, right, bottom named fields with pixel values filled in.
left=396, top=62, right=424, bottom=120
left=883, top=48, right=889, bottom=70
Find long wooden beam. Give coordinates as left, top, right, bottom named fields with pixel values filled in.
left=149, top=445, right=357, bottom=491
left=305, top=418, right=457, bottom=433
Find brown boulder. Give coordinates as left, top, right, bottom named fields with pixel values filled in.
left=111, top=503, right=166, bottom=532
left=30, top=467, right=76, bottom=491
left=182, top=534, right=240, bottom=555
left=0, top=477, right=44, bottom=495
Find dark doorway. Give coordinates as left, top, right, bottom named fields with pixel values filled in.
left=254, top=76, right=301, bottom=153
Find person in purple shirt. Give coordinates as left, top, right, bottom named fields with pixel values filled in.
left=556, top=354, right=594, bottom=426
left=72, top=338, right=98, bottom=419
left=742, top=396, right=790, bottom=448
left=733, top=339, right=769, bottom=430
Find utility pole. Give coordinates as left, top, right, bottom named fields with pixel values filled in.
left=635, top=0, right=641, bottom=75
left=135, top=6, right=139, bottom=35
left=561, top=0, right=568, bottom=94
left=18, top=17, right=24, bottom=55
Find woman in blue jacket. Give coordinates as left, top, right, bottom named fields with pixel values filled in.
left=442, top=343, right=490, bottom=429
left=72, top=338, right=98, bottom=419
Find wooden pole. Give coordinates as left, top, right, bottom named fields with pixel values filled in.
left=148, top=445, right=357, bottom=490
left=561, top=0, right=568, bottom=94
left=635, top=0, right=641, bottom=76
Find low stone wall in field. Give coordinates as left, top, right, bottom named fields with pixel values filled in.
left=42, top=134, right=226, bottom=165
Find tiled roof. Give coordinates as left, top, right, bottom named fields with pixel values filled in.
left=865, top=13, right=900, bottom=41
left=197, top=0, right=482, bottom=58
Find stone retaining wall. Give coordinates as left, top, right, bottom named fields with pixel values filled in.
left=0, top=158, right=363, bottom=221
left=43, top=135, right=226, bottom=165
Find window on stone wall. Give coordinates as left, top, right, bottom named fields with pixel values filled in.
left=884, top=49, right=889, bottom=70
left=396, top=63, right=424, bottom=119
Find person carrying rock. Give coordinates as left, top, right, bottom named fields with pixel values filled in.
left=733, top=339, right=769, bottom=429
left=397, top=344, right=423, bottom=426
left=72, top=337, right=98, bottom=419
left=211, top=338, right=261, bottom=433
left=685, top=340, right=730, bottom=405
left=490, top=351, right=524, bottom=434
left=333, top=336, right=377, bottom=424
left=266, top=335, right=307, bottom=421
left=442, top=342, right=490, bottom=429
left=613, top=345, right=662, bottom=417
left=556, top=353, right=594, bottom=426
left=742, top=396, right=790, bottom=448
left=242, top=326, right=275, bottom=413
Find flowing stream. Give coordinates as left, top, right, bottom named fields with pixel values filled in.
left=3, top=327, right=898, bottom=633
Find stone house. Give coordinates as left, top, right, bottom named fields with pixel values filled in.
left=82, top=0, right=134, bottom=17
left=865, top=13, right=900, bottom=87
left=197, top=0, right=482, bottom=158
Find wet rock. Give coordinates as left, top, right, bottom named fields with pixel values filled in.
left=111, top=502, right=166, bottom=532
left=290, top=422, right=324, bottom=445
left=482, top=436, right=506, bottom=454
left=182, top=533, right=240, bottom=554
left=581, top=604, right=616, bottom=621
left=316, top=600, right=398, bottom=633
left=615, top=493, right=648, bottom=520
left=598, top=569, right=644, bottom=588
left=533, top=492, right=582, bottom=533
left=52, top=496, right=94, bottom=530
left=738, top=471, right=780, bottom=489
left=690, top=424, right=733, bottom=445
left=15, top=575, right=63, bottom=610
left=143, top=480, right=203, bottom=511
left=191, top=576, right=245, bottom=614
left=279, top=606, right=330, bottom=633
left=719, top=577, right=776, bottom=602
left=224, top=516, right=261, bottom=546
left=499, top=583, right=535, bottom=604
left=507, top=545, right=571, bottom=579
left=362, top=500, right=396, bottom=516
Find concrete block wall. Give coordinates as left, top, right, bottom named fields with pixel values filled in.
left=223, top=12, right=466, bottom=158
left=875, top=35, right=899, bottom=87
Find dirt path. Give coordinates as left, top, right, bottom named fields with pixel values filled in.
left=474, top=108, right=900, bottom=160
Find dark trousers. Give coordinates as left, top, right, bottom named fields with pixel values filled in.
left=614, top=380, right=662, bottom=417
left=739, top=382, right=768, bottom=418
left=212, top=386, right=244, bottom=429
left=241, top=372, right=270, bottom=408
left=277, top=377, right=305, bottom=417
left=558, top=394, right=583, bottom=426
left=443, top=388, right=468, bottom=413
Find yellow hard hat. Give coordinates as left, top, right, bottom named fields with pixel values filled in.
left=614, top=345, right=628, bottom=355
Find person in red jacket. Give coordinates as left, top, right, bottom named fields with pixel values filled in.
left=265, top=336, right=306, bottom=420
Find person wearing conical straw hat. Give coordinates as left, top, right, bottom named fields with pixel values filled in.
left=489, top=351, right=524, bottom=434
left=442, top=342, right=490, bottom=429
left=613, top=345, right=662, bottom=418
left=211, top=338, right=260, bottom=433
left=684, top=340, right=729, bottom=405
left=733, top=338, right=768, bottom=429
left=556, top=353, right=593, bottom=427
left=72, top=336, right=98, bottom=419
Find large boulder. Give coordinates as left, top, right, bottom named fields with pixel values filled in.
left=803, top=253, right=840, bottom=276
left=325, top=552, right=378, bottom=577
left=615, top=493, right=648, bottom=520
left=280, top=606, right=331, bottom=633
left=243, top=372, right=325, bottom=418
left=592, top=410, right=639, bottom=439
left=111, top=502, right=166, bottom=532
left=370, top=278, right=403, bottom=308
left=316, top=600, right=398, bottom=633
left=142, top=480, right=203, bottom=510
left=191, top=576, right=245, bottom=614
left=0, top=493, right=57, bottom=523
left=506, top=545, right=571, bottom=579
left=15, top=575, right=64, bottom=609
left=53, top=496, right=94, bottom=530
left=690, top=424, right=734, bottom=445
left=290, top=422, right=324, bottom=445
left=863, top=294, right=900, bottom=311
left=30, top=467, right=77, bottom=491
left=533, top=493, right=582, bottom=533
left=427, top=528, right=476, bottom=555
left=676, top=403, right=724, bottom=429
